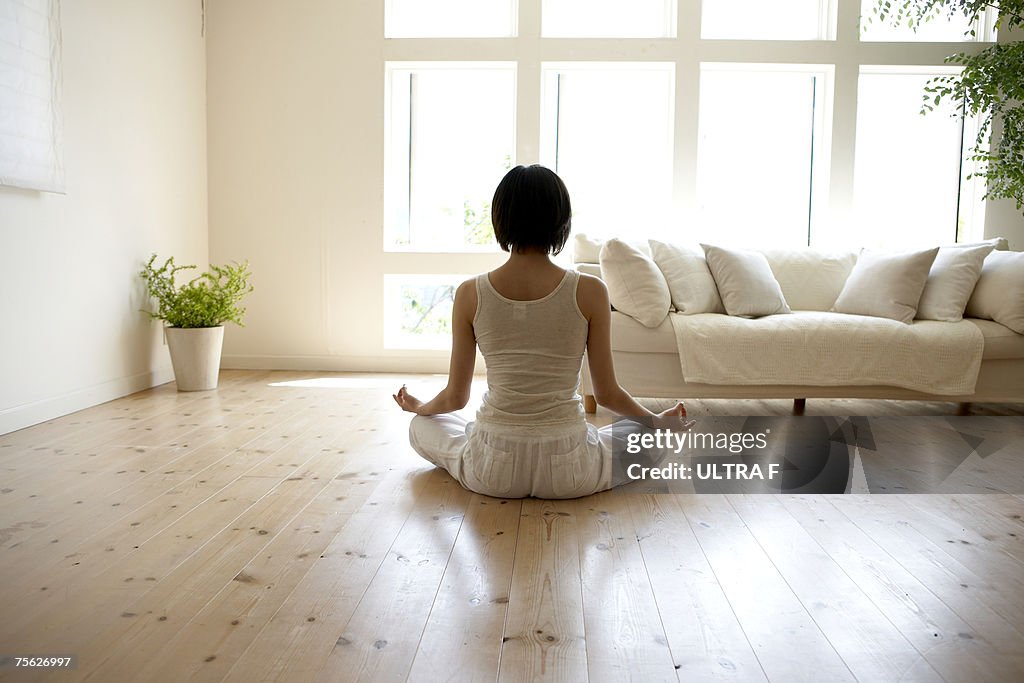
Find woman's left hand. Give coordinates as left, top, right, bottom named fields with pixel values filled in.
left=393, top=385, right=424, bottom=414
left=653, top=401, right=696, bottom=431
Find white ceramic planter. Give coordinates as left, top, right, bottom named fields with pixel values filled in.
left=164, top=326, right=225, bottom=391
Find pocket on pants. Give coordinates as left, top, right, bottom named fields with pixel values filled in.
left=466, top=443, right=517, bottom=497
left=550, top=445, right=600, bottom=498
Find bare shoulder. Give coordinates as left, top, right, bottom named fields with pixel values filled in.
left=456, top=276, right=478, bottom=297
left=453, top=276, right=478, bottom=319
left=575, top=272, right=608, bottom=318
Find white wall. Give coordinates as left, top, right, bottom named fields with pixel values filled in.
left=0, top=0, right=208, bottom=434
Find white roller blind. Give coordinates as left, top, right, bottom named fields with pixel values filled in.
left=0, top=0, right=64, bottom=193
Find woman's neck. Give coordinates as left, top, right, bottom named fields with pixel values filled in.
left=506, top=249, right=555, bottom=269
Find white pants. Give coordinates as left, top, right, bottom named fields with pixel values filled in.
left=409, top=414, right=648, bottom=499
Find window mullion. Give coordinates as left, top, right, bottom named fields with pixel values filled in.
left=825, top=0, right=862, bottom=243
left=675, top=0, right=702, bottom=230
left=516, top=0, right=542, bottom=164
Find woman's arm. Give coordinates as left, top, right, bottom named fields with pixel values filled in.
left=577, top=274, right=687, bottom=427
left=393, top=279, right=477, bottom=416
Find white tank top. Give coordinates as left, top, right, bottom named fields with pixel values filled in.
left=473, top=269, right=589, bottom=428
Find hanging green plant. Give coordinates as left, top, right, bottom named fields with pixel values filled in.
left=140, top=254, right=254, bottom=328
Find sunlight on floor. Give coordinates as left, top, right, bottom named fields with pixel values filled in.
left=267, top=375, right=449, bottom=390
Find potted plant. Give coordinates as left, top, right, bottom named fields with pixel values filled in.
left=140, top=254, right=254, bottom=391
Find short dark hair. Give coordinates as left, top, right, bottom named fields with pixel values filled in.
left=491, top=165, right=572, bottom=255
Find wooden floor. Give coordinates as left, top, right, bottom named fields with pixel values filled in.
left=1, top=370, right=1023, bottom=682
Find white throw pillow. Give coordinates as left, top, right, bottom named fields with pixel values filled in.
left=916, top=244, right=994, bottom=321
left=599, top=238, right=671, bottom=328
left=573, top=233, right=649, bottom=264
left=832, top=247, right=939, bottom=323
left=965, top=250, right=1024, bottom=334
left=945, top=236, right=1009, bottom=251
left=648, top=240, right=725, bottom=314
left=701, top=244, right=791, bottom=317
left=573, top=233, right=603, bottom=264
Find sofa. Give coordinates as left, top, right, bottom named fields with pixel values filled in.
left=573, top=235, right=1024, bottom=414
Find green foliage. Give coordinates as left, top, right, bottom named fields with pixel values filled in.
left=140, top=254, right=254, bottom=328
left=463, top=199, right=495, bottom=246
left=868, top=1, right=1024, bottom=210
left=401, top=284, right=455, bottom=335
left=865, top=1, right=1023, bottom=35
left=461, top=155, right=511, bottom=247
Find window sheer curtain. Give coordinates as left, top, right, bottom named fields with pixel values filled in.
left=0, top=0, right=64, bottom=193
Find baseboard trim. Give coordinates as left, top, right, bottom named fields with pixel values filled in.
left=221, top=354, right=455, bottom=375
left=0, top=366, right=175, bottom=436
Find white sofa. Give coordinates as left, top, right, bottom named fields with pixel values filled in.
left=573, top=236, right=1024, bottom=413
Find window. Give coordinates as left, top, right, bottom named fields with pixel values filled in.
left=540, top=63, right=674, bottom=240
left=384, top=63, right=516, bottom=251
left=851, top=68, right=983, bottom=249
left=378, top=2, right=994, bottom=351
left=696, top=64, right=831, bottom=248
left=385, top=0, right=517, bottom=38
left=542, top=0, right=676, bottom=38
left=383, top=275, right=461, bottom=349
left=0, top=0, right=63, bottom=192
left=701, top=0, right=835, bottom=40
left=859, top=0, right=996, bottom=42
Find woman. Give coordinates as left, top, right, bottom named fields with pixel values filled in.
left=394, top=165, right=690, bottom=499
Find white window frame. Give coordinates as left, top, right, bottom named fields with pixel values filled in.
left=383, top=61, right=517, bottom=253
left=701, top=0, right=839, bottom=41
left=541, top=0, right=678, bottom=38
left=697, top=62, right=834, bottom=246
left=384, top=0, right=520, bottom=38
left=854, top=64, right=986, bottom=245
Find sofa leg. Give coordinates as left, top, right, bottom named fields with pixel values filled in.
left=793, top=398, right=806, bottom=416
left=956, top=402, right=972, bottom=416
left=584, top=394, right=597, bottom=414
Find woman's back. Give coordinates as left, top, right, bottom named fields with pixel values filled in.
left=474, top=268, right=588, bottom=427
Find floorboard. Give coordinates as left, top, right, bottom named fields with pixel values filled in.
left=0, top=371, right=1021, bottom=682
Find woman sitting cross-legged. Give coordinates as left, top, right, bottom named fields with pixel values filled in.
left=393, top=164, right=691, bottom=499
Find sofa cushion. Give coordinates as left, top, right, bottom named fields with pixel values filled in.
left=598, top=238, right=671, bottom=328
left=760, top=248, right=858, bottom=311
left=671, top=311, right=983, bottom=396
left=701, top=244, right=791, bottom=317
left=832, top=247, right=938, bottom=323
left=966, top=250, right=1024, bottom=334
left=967, top=318, right=1024, bottom=360
left=648, top=240, right=725, bottom=314
left=610, top=311, right=677, bottom=353
left=916, top=244, right=994, bottom=322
